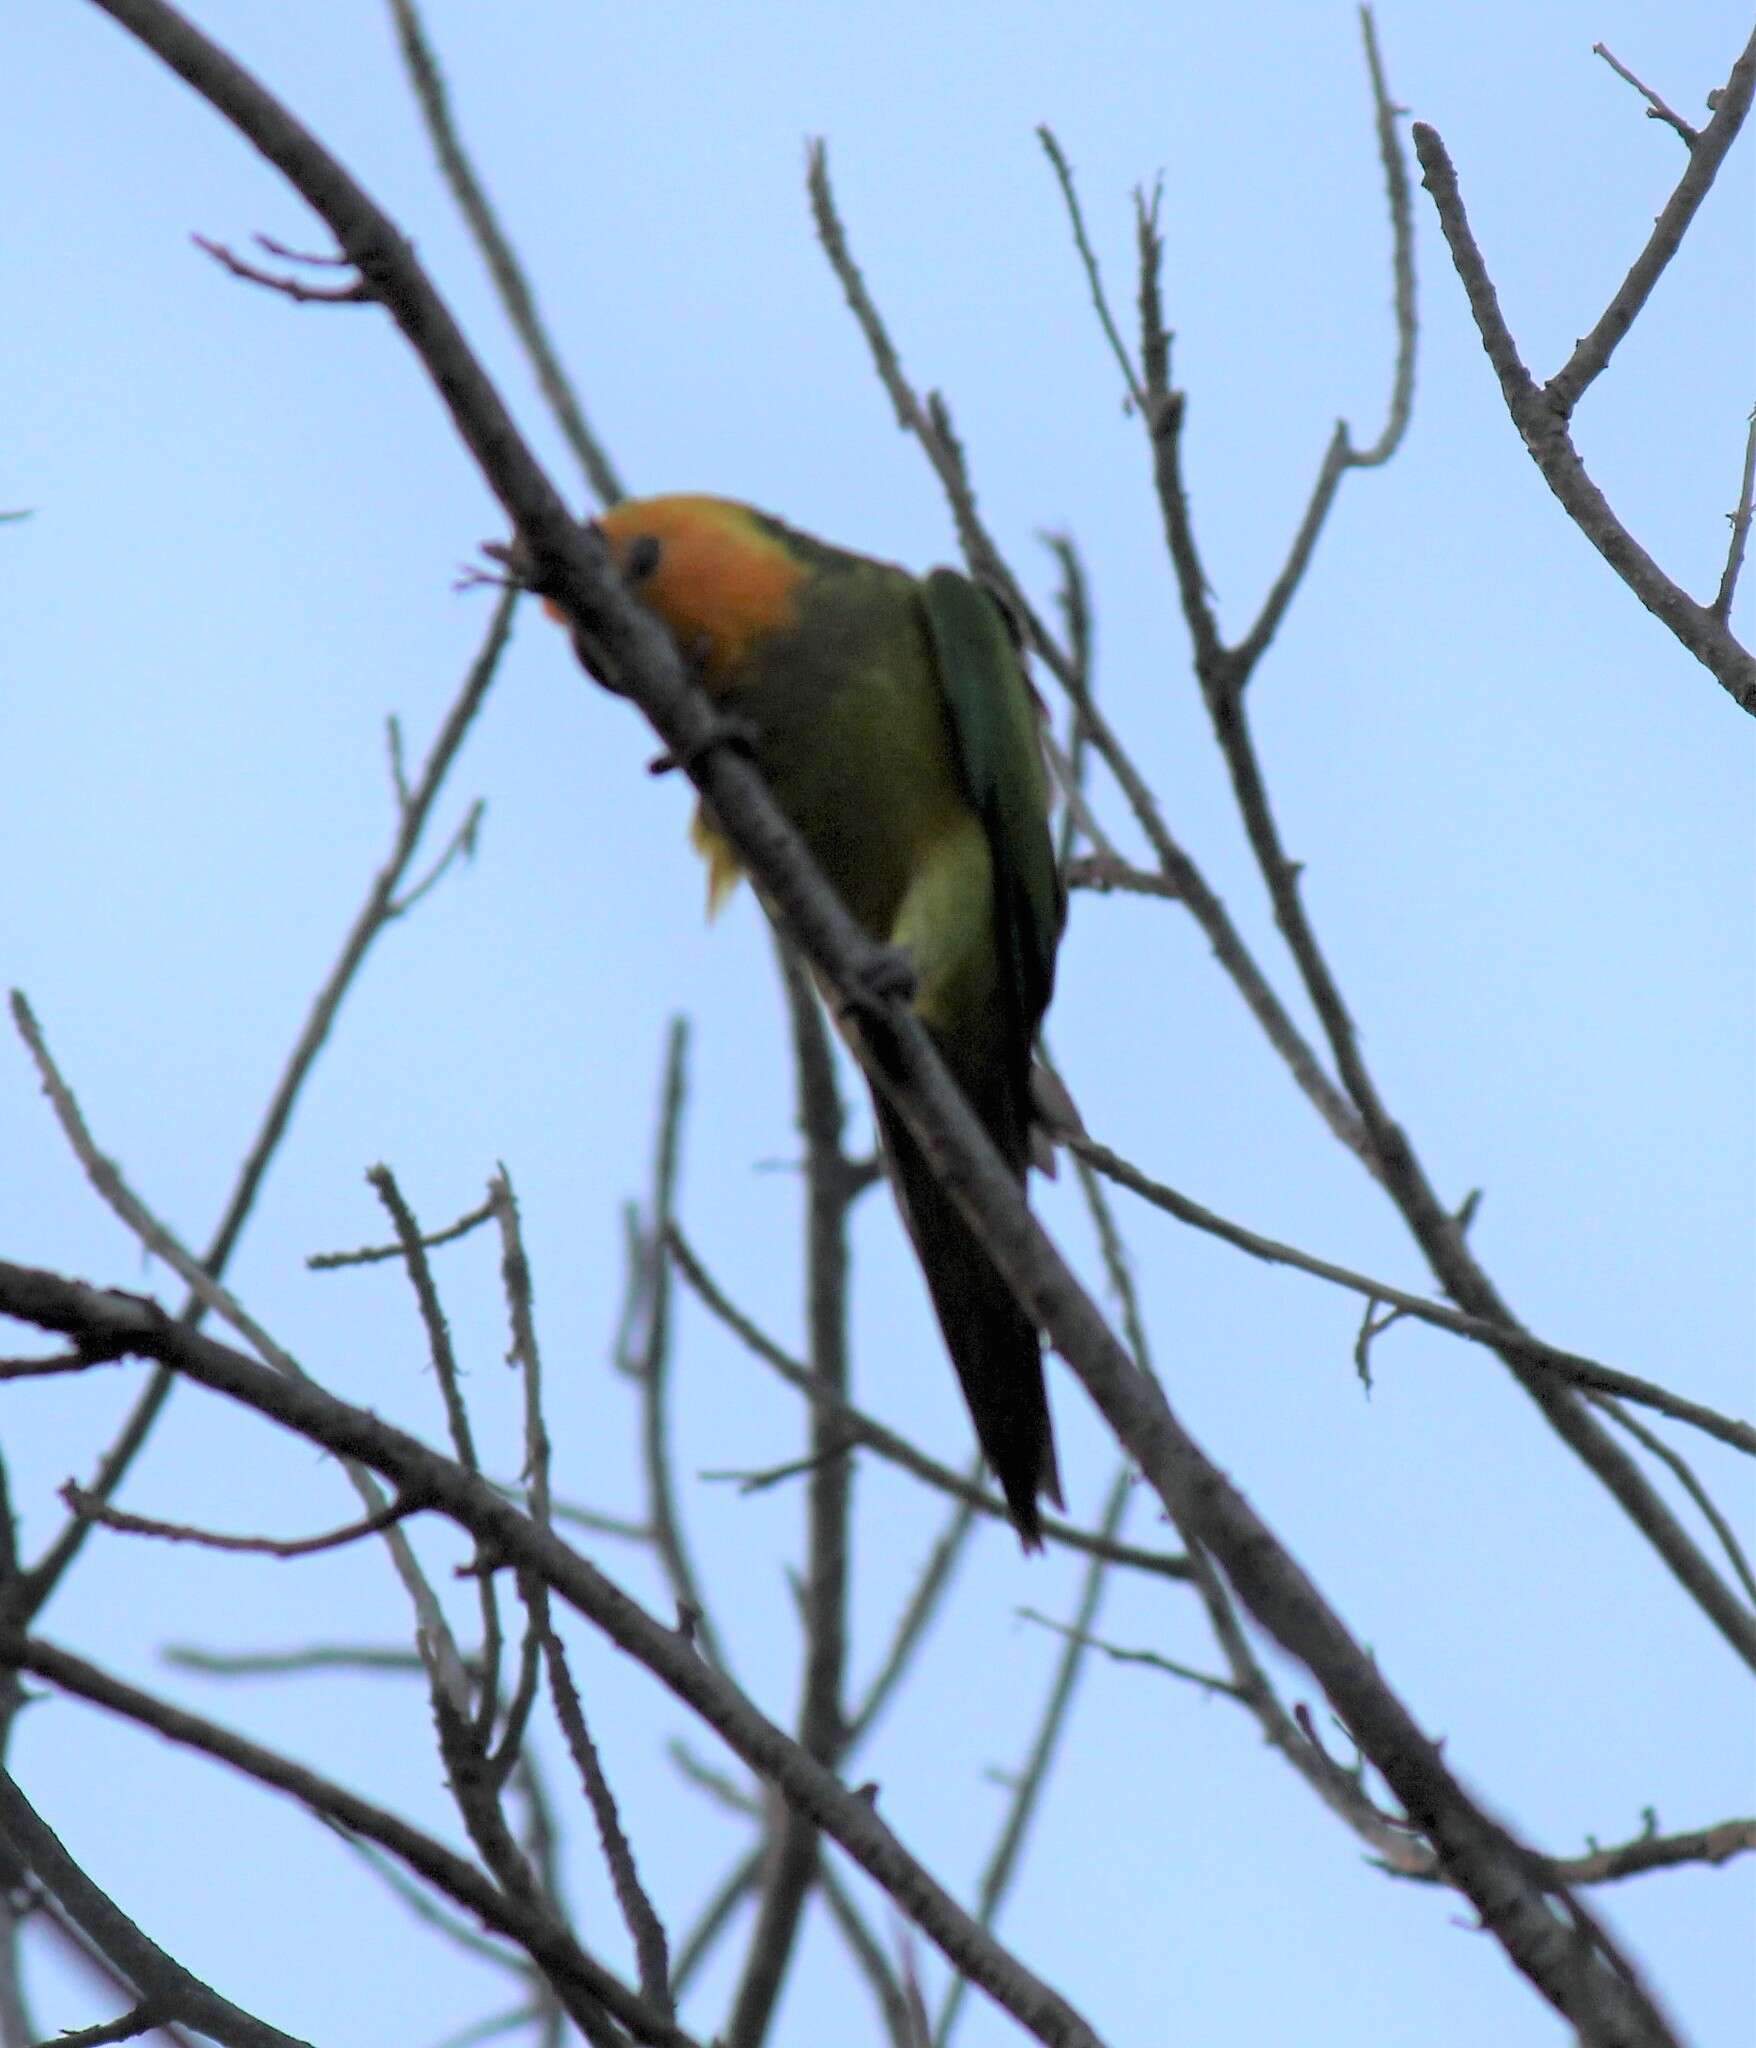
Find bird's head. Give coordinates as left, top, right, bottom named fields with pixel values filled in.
left=592, top=494, right=807, bottom=686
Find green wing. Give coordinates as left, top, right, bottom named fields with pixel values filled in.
left=917, top=569, right=1062, bottom=1059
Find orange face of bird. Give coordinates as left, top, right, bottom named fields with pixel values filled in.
left=592, top=496, right=809, bottom=689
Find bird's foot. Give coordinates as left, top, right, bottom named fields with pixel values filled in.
left=647, top=713, right=760, bottom=778
left=835, top=945, right=918, bottom=1029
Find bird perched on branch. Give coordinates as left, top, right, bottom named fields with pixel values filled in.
left=577, top=494, right=1066, bottom=1546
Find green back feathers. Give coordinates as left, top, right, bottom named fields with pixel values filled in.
left=916, top=567, right=1062, bottom=1063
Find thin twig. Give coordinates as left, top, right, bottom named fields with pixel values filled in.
left=668, top=1850, right=761, bottom=2001
left=1037, top=127, right=1145, bottom=409
left=10, top=1639, right=694, bottom=2047
left=308, top=1191, right=498, bottom=1269
left=1711, top=404, right=1756, bottom=622
left=846, top=1477, right=981, bottom=1747
left=0, top=1768, right=310, bottom=2048
left=819, top=1866, right=920, bottom=2048
left=1137, top=84, right=1756, bottom=1673
left=1552, top=34, right=1756, bottom=407
left=38, top=2007, right=160, bottom=2048
left=386, top=0, right=624, bottom=507
left=665, top=1742, right=760, bottom=1818
left=426, top=2001, right=543, bottom=2048
left=634, top=1022, right=734, bottom=1680
left=325, top=1825, right=529, bottom=1974
left=10, top=996, right=474, bottom=1709
left=1018, top=1612, right=1242, bottom=1701
left=724, top=939, right=856, bottom=2048
left=934, top=1464, right=1133, bottom=2048
left=1593, top=1398, right=1756, bottom=1606
left=1593, top=43, right=1702, bottom=147
left=20, top=584, right=513, bottom=1615
left=59, top=1484, right=419, bottom=1559
left=669, top=1225, right=1191, bottom=1579
left=1412, top=101, right=1756, bottom=711
left=1073, top=1133, right=1755, bottom=1453
left=368, top=1164, right=503, bottom=1733
left=1231, top=9, right=1418, bottom=675
left=391, top=796, right=483, bottom=917
left=538, top=1605, right=672, bottom=2012
left=192, top=233, right=368, bottom=302
left=0, top=1351, right=106, bottom=1380
left=486, top=1173, right=551, bottom=1776
left=938, top=1129, right=1153, bottom=2043
left=1062, top=854, right=1182, bottom=902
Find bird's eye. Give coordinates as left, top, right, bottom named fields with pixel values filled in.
left=625, top=534, right=664, bottom=584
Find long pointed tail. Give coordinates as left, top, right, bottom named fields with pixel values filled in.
left=874, top=1093, right=1062, bottom=1547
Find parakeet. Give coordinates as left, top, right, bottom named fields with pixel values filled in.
left=586, top=494, right=1065, bottom=1546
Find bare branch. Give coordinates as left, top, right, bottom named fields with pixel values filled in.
left=938, top=1137, right=1145, bottom=2046
left=632, top=1022, right=735, bottom=1681
left=818, top=1867, right=920, bottom=2048
left=192, top=232, right=368, bottom=303
left=1546, top=1816, right=1756, bottom=1886
left=0, top=1768, right=309, bottom=2048
left=307, top=1191, right=498, bottom=1270
left=1230, top=9, right=1418, bottom=676
left=40, top=2007, right=160, bottom=2048
left=1062, top=854, right=1182, bottom=902
left=1593, top=43, right=1702, bottom=147
left=1593, top=1399, right=1756, bottom=1607
left=11, top=995, right=474, bottom=1709
left=58, top=1484, right=420, bottom=1560
left=1135, top=285, right=1756, bottom=1669
left=1017, top=1612, right=1242, bottom=1702
left=7, top=1641, right=692, bottom=2047
left=0, top=1351, right=107, bottom=1380
left=164, top=1642, right=437, bottom=1680
left=19, top=582, right=513, bottom=1616
left=1347, top=7, right=1418, bottom=468
left=1073, top=1134, right=1755, bottom=1454
left=934, top=1467, right=1134, bottom=2047
left=2, top=1263, right=1105, bottom=2046
left=668, top=1850, right=761, bottom=2001
left=538, top=1608, right=672, bottom=2013
left=845, top=1479, right=981, bottom=1747
left=1712, top=404, right=1756, bottom=623
left=68, top=12, right=1703, bottom=2034
left=371, top=1167, right=482, bottom=1476
left=386, top=0, right=624, bottom=506
left=669, top=1226, right=1191, bottom=1580
left=390, top=795, right=484, bottom=917
left=1551, top=31, right=1756, bottom=410
left=1377, top=1810, right=1756, bottom=1891
left=1037, top=127, right=1145, bottom=409
left=1411, top=111, right=1756, bottom=712
left=723, top=939, right=860, bottom=2048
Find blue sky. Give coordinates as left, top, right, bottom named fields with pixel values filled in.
left=3, top=3, right=1751, bottom=2044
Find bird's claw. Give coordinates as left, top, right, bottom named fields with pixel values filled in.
left=647, top=713, right=760, bottom=777
left=834, top=946, right=918, bottom=1028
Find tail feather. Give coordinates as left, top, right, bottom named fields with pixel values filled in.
left=873, top=1093, right=1061, bottom=1548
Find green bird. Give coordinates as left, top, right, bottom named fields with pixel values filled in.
left=588, top=494, right=1065, bottom=1546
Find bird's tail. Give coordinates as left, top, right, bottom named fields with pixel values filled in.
left=873, top=1093, right=1063, bottom=1548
